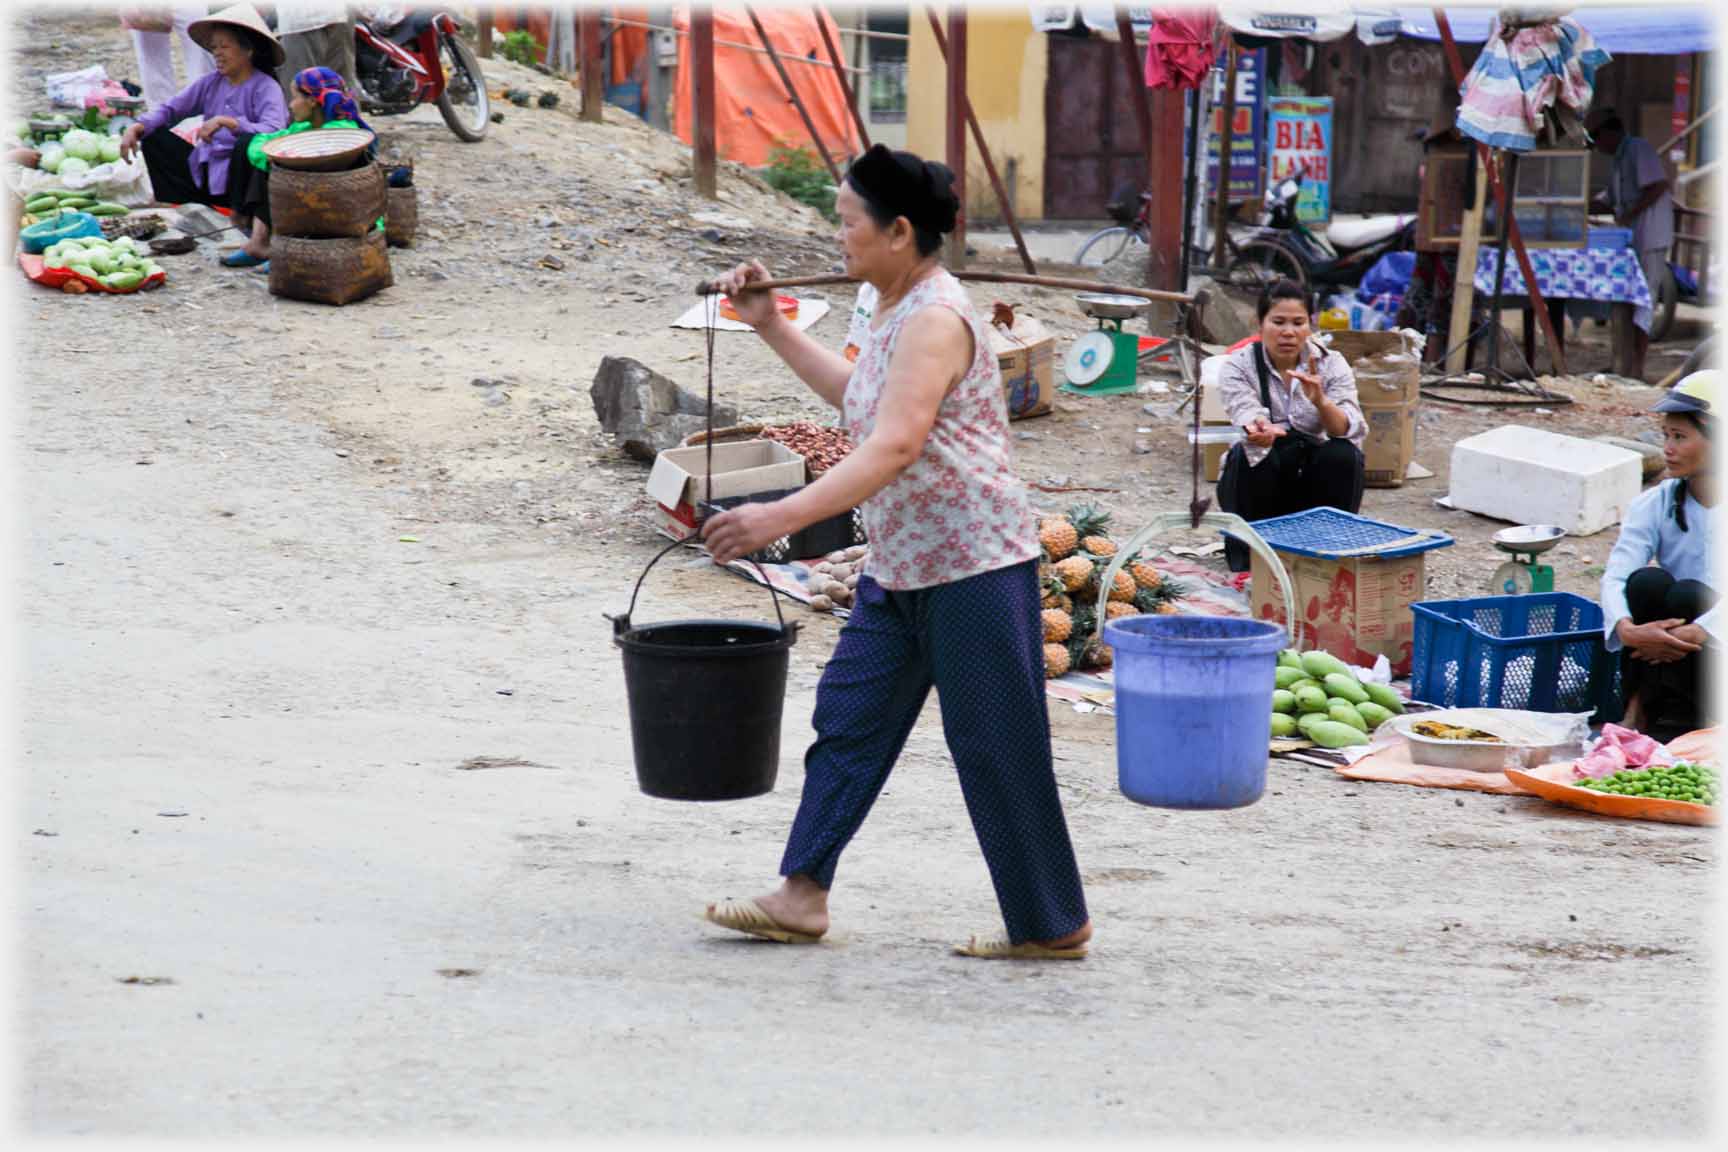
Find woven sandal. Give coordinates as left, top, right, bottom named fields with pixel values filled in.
left=703, top=897, right=823, bottom=945
left=954, top=932, right=1088, bottom=960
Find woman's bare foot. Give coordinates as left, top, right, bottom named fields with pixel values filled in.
left=752, top=874, right=829, bottom=937
left=709, top=874, right=829, bottom=939
left=1038, top=920, right=1093, bottom=949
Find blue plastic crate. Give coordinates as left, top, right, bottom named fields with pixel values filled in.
left=1410, top=592, right=1621, bottom=719
left=1587, top=226, right=1634, bottom=250
left=1226, top=507, right=1454, bottom=560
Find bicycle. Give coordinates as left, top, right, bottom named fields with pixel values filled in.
left=1072, top=184, right=1295, bottom=291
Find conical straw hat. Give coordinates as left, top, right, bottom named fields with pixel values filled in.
left=188, top=4, right=286, bottom=69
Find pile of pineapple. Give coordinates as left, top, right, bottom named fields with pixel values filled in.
left=1038, top=503, right=1184, bottom=679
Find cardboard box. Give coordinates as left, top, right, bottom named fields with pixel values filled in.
left=1199, top=354, right=1234, bottom=481
left=1323, top=330, right=1421, bottom=489
left=989, top=313, right=1056, bottom=421
left=1362, top=405, right=1417, bottom=488
left=1249, top=547, right=1428, bottom=676
left=645, top=440, right=806, bottom=536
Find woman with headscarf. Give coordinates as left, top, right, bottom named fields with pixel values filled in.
left=697, top=145, right=1093, bottom=961
left=1600, top=371, right=1719, bottom=742
left=118, top=5, right=288, bottom=211
left=221, top=66, right=374, bottom=269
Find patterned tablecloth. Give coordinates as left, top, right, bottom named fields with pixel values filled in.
left=1475, top=247, right=1654, bottom=332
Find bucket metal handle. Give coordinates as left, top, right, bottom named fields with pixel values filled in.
left=1094, top=512, right=1298, bottom=649
left=612, top=527, right=794, bottom=639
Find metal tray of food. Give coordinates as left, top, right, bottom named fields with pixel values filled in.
left=1389, top=713, right=1575, bottom=774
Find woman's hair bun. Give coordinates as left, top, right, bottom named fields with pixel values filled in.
left=920, top=161, right=959, bottom=234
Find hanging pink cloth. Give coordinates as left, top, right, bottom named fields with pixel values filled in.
left=1144, top=8, right=1218, bottom=91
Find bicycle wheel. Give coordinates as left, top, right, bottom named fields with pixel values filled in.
left=1227, top=240, right=1308, bottom=293
left=1074, top=226, right=1144, bottom=269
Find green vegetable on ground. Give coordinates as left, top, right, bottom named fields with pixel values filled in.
left=1362, top=681, right=1405, bottom=714
left=1271, top=689, right=1296, bottom=715
left=1275, top=666, right=1306, bottom=691
left=1307, top=720, right=1370, bottom=748
left=1324, top=673, right=1369, bottom=705
left=1357, top=701, right=1394, bottom=731
left=1294, top=686, right=1329, bottom=714
left=1300, top=650, right=1350, bottom=681
left=1270, top=713, right=1297, bottom=739
left=1328, top=703, right=1369, bottom=733
left=1578, top=762, right=1717, bottom=805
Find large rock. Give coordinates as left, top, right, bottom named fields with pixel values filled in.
left=590, top=356, right=737, bottom=461
left=1192, top=276, right=1258, bottom=346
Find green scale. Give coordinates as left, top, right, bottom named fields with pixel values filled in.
left=1489, top=525, right=1563, bottom=595
left=1062, top=293, right=1147, bottom=396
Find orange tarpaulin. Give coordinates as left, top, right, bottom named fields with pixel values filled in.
left=612, top=6, right=650, bottom=86
left=673, top=3, right=861, bottom=169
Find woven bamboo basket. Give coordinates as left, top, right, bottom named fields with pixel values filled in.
left=385, top=185, right=417, bottom=248
left=269, top=228, right=392, bottom=306
left=269, top=163, right=386, bottom=240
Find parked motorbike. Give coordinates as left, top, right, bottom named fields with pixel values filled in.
left=1227, top=166, right=1415, bottom=293
left=354, top=8, right=490, bottom=142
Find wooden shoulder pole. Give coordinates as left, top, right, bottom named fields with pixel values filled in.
left=945, top=4, right=968, bottom=268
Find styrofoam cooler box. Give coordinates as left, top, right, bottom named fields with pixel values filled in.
left=1448, top=426, right=1642, bottom=536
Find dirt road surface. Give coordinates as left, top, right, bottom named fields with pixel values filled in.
left=12, top=11, right=1715, bottom=1139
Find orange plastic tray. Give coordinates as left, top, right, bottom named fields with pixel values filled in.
left=1505, top=761, right=1718, bottom=826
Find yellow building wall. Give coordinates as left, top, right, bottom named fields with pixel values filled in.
left=907, top=9, right=1048, bottom=222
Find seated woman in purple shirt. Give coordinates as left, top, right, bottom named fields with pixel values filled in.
left=118, top=4, right=288, bottom=221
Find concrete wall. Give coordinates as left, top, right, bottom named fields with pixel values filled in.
left=906, top=9, right=1049, bottom=222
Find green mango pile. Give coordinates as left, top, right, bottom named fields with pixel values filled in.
left=1271, top=649, right=1404, bottom=748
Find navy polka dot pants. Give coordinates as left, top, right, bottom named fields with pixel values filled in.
left=779, top=559, right=1090, bottom=943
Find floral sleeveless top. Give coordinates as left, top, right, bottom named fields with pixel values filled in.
left=843, top=268, right=1039, bottom=590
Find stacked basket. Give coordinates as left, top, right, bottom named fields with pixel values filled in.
left=264, top=129, right=391, bottom=306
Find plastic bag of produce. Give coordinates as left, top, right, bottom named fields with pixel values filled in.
left=45, top=64, right=109, bottom=108
left=10, top=154, right=153, bottom=207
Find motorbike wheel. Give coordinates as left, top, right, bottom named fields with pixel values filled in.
left=1648, top=261, right=1678, bottom=342
left=437, top=33, right=490, bottom=142
left=1073, top=225, right=1143, bottom=269
left=1227, top=239, right=1308, bottom=293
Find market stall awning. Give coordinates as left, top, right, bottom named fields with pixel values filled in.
left=1391, top=6, right=1715, bottom=55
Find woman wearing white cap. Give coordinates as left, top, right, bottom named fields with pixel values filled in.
left=1600, top=370, right=1719, bottom=741
left=118, top=4, right=288, bottom=212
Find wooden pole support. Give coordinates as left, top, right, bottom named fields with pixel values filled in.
left=1447, top=154, right=1489, bottom=374
left=693, top=9, right=717, bottom=199
left=744, top=4, right=841, bottom=183
left=1434, top=7, right=1566, bottom=375
left=477, top=7, right=493, bottom=59
left=927, top=6, right=1035, bottom=274
left=579, top=9, right=604, bottom=122
left=945, top=4, right=968, bottom=269
left=1211, top=39, right=1238, bottom=269
left=816, top=5, right=870, bottom=151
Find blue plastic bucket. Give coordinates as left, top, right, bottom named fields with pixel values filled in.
left=1104, top=615, right=1287, bottom=809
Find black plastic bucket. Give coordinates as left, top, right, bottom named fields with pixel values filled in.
left=612, top=539, right=799, bottom=801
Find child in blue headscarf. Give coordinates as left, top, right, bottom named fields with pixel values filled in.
left=224, top=67, right=375, bottom=269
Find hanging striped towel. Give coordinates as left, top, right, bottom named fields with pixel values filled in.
left=1457, top=16, right=1611, bottom=152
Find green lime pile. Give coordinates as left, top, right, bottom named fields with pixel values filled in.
left=1577, top=762, right=1718, bottom=806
